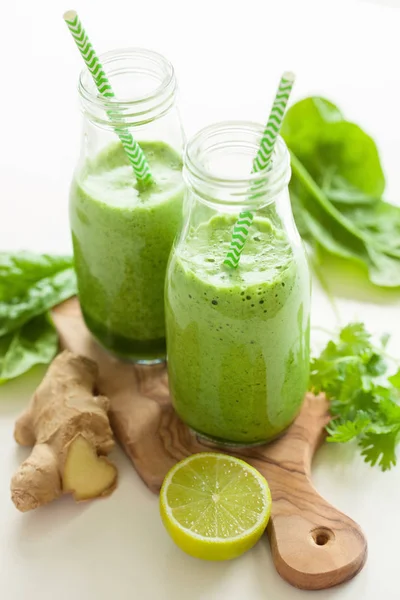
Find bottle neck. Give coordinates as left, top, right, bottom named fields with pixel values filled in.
left=78, top=48, right=177, bottom=129
left=183, top=122, right=291, bottom=210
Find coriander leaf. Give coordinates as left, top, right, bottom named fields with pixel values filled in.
left=330, top=390, right=378, bottom=422
left=389, top=369, right=400, bottom=390
left=311, top=322, right=400, bottom=470
left=0, top=253, right=77, bottom=336
left=337, top=364, right=364, bottom=404
left=339, top=322, right=371, bottom=349
left=379, top=396, right=400, bottom=423
left=0, top=313, right=58, bottom=384
left=366, top=353, right=387, bottom=377
left=360, top=430, right=399, bottom=471
left=327, top=412, right=371, bottom=443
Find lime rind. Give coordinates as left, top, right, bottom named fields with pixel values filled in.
left=160, top=452, right=271, bottom=560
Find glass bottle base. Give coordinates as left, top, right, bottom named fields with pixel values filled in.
left=82, top=309, right=166, bottom=365
left=189, top=424, right=291, bottom=449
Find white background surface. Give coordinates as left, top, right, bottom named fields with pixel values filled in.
left=1, top=0, right=400, bottom=598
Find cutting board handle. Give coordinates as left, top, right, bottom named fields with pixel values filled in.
left=252, top=394, right=367, bottom=590
left=268, top=482, right=367, bottom=589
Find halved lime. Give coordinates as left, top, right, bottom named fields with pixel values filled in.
left=159, top=452, right=271, bottom=560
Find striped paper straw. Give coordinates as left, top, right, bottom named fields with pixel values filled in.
left=224, top=72, right=295, bottom=269
left=63, top=10, right=153, bottom=187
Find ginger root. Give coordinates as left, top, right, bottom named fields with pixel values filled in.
left=11, top=351, right=118, bottom=512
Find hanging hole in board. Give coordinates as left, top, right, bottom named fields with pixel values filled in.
left=311, top=527, right=334, bottom=546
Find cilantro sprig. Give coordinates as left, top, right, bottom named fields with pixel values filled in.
left=311, top=323, right=400, bottom=471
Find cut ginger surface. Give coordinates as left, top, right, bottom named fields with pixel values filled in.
left=63, top=434, right=117, bottom=500
left=11, top=351, right=118, bottom=512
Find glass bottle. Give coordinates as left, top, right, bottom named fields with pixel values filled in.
left=165, top=122, right=311, bottom=446
left=70, top=48, right=185, bottom=364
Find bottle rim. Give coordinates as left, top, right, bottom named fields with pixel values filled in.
left=184, top=121, right=291, bottom=208
left=78, top=47, right=177, bottom=127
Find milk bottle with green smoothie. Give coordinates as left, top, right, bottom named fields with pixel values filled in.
left=70, top=49, right=185, bottom=363
left=165, top=123, right=311, bottom=445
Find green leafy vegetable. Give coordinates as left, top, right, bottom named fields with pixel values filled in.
left=340, top=202, right=400, bottom=258
left=311, top=323, right=400, bottom=470
left=0, top=253, right=76, bottom=336
left=281, top=97, right=400, bottom=288
left=281, top=97, right=385, bottom=201
left=0, top=252, right=77, bottom=384
left=389, top=369, right=400, bottom=389
left=0, top=252, right=73, bottom=298
left=0, top=314, right=58, bottom=383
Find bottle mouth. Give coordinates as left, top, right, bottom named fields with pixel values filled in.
left=184, top=121, right=291, bottom=208
left=78, top=47, right=177, bottom=127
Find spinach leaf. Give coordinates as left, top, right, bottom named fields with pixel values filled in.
left=281, top=97, right=385, bottom=201
left=0, top=253, right=77, bottom=336
left=340, top=202, right=400, bottom=259
left=290, top=152, right=400, bottom=287
left=0, top=313, right=58, bottom=384
left=324, top=179, right=379, bottom=207
left=282, top=97, right=400, bottom=288
left=0, top=252, right=74, bottom=300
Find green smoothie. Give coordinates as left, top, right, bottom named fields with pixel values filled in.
left=70, top=141, right=184, bottom=361
left=165, top=214, right=310, bottom=445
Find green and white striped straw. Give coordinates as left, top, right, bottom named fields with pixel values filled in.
left=224, top=71, right=295, bottom=269
left=63, top=10, right=153, bottom=187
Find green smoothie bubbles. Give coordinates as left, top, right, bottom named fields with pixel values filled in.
left=165, top=123, right=311, bottom=445
left=69, top=48, right=185, bottom=363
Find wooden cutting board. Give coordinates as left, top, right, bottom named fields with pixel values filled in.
left=52, top=298, right=367, bottom=591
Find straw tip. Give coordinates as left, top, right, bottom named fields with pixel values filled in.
left=63, top=9, right=77, bottom=22
left=282, top=71, right=296, bottom=83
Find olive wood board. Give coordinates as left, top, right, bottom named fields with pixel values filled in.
left=52, top=298, right=367, bottom=591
